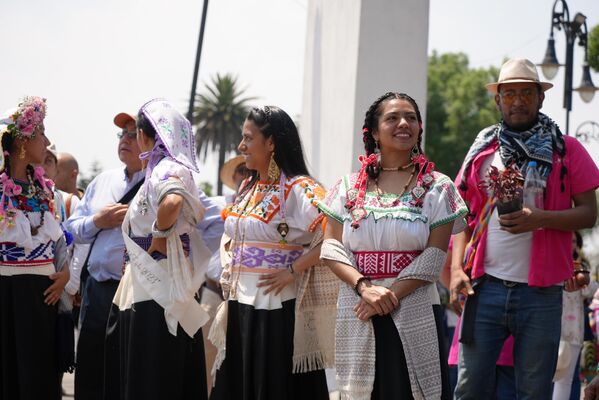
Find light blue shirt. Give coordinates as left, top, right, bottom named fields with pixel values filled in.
left=66, top=167, right=145, bottom=282
left=195, top=189, right=224, bottom=254
left=66, top=167, right=224, bottom=282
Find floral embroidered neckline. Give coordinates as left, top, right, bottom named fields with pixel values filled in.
left=348, top=171, right=436, bottom=212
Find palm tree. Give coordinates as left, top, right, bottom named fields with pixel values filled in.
left=193, top=73, right=255, bottom=195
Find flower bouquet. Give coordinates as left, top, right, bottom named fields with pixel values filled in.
left=482, top=165, right=524, bottom=215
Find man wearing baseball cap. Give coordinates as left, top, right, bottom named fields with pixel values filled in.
left=66, top=111, right=144, bottom=400
left=450, top=58, right=599, bottom=398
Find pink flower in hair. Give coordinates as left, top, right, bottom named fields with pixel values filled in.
left=7, top=96, right=46, bottom=139
left=20, top=125, right=34, bottom=136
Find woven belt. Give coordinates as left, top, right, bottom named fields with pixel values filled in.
left=231, top=241, right=303, bottom=270
left=0, top=241, right=55, bottom=266
left=353, top=250, right=422, bottom=279
left=129, top=233, right=190, bottom=261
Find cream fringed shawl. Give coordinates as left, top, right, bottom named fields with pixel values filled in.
left=292, top=229, right=339, bottom=372
left=321, top=238, right=446, bottom=400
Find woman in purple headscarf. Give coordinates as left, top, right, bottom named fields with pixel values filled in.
left=105, top=99, right=212, bottom=400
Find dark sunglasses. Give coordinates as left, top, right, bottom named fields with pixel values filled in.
left=117, top=130, right=137, bottom=140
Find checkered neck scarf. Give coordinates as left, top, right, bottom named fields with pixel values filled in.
left=459, top=113, right=565, bottom=191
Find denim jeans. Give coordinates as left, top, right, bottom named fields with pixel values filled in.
left=455, top=277, right=562, bottom=400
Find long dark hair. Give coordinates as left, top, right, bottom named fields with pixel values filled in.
left=238, top=106, right=310, bottom=198
left=361, top=92, right=424, bottom=180
left=1, top=133, right=15, bottom=175
left=137, top=112, right=158, bottom=139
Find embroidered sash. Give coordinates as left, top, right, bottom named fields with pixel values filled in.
left=231, top=241, right=303, bottom=271
left=116, top=180, right=212, bottom=337
left=353, top=250, right=422, bottom=279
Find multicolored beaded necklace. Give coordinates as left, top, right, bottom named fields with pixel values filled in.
left=0, top=165, right=55, bottom=235
left=345, top=153, right=435, bottom=228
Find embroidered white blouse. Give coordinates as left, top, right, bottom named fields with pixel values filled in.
left=223, top=175, right=325, bottom=310
left=318, top=171, right=468, bottom=301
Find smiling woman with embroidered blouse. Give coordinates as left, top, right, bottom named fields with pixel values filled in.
left=209, top=106, right=329, bottom=400
left=319, top=92, right=468, bottom=400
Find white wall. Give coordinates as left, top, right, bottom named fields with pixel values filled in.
left=301, top=0, right=430, bottom=188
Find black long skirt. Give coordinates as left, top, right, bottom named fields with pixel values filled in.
left=105, top=299, right=208, bottom=400
left=371, top=304, right=451, bottom=400
left=0, top=274, right=60, bottom=400
left=210, top=299, right=329, bottom=400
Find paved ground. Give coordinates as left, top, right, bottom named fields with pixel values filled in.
left=60, top=370, right=341, bottom=399
left=62, top=369, right=589, bottom=399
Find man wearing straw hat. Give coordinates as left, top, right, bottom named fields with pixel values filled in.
left=449, top=58, right=599, bottom=398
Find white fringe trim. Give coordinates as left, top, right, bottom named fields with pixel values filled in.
left=207, top=300, right=228, bottom=381
left=292, top=350, right=333, bottom=374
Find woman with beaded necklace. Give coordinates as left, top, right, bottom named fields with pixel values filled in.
left=210, top=106, right=329, bottom=400
left=318, top=92, right=468, bottom=399
left=0, top=96, right=69, bottom=399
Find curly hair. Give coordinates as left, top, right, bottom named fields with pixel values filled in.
left=361, top=92, right=424, bottom=179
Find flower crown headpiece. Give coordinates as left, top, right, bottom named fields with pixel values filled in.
left=0, top=96, right=47, bottom=172
left=3, top=96, right=47, bottom=140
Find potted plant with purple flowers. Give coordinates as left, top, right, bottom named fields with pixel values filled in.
left=482, top=165, right=524, bottom=215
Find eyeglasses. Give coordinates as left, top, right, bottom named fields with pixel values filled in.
left=499, top=88, right=537, bottom=104
left=117, top=130, right=137, bottom=140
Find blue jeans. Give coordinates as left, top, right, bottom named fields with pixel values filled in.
left=495, top=366, right=516, bottom=400
left=455, top=277, right=562, bottom=400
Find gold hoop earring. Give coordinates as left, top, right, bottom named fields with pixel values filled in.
left=268, top=152, right=280, bottom=182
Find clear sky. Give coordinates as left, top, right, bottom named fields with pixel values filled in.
left=1, top=0, right=598, bottom=187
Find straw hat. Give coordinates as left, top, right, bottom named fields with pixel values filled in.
left=47, top=142, right=58, bottom=159
left=486, top=58, right=553, bottom=94
left=220, top=155, right=246, bottom=190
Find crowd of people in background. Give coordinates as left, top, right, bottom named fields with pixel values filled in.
left=0, top=57, right=598, bottom=400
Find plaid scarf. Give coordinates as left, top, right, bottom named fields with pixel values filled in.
left=459, top=113, right=565, bottom=191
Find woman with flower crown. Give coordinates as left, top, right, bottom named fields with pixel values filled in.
left=104, top=99, right=213, bottom=400
left=0, top=96, right=70, bottom=400
left=318, top=92, right=468, bottom=400
left=209, top=106, right=330, bottom=400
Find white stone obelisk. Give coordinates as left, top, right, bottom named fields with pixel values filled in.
left=300, top=0, right=430, bottom=188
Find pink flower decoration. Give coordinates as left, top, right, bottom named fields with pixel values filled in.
left=20, top=125, right=34, bottom=136
left=7, top=96, right=46, bottom=140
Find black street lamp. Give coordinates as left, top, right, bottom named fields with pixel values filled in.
left=538, top=0, right=598, bottom=135
left=575, top=120, right=599, bottom=142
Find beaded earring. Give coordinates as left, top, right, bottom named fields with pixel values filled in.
left=267, top=152, right=280, bottom=182
left=410, top=144, right=420, bottom=162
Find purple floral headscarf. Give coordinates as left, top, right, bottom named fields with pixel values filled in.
left=137, top=98, right=199, bottom=177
